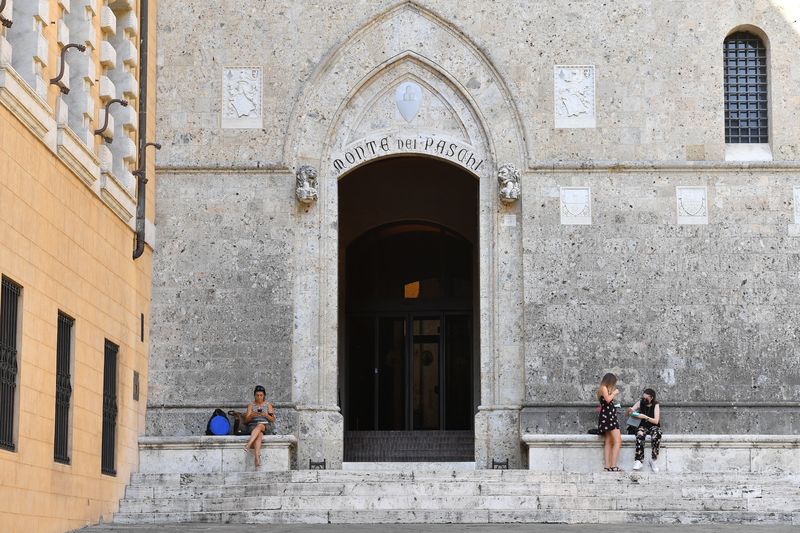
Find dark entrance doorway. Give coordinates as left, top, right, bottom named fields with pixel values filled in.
left=339, top=158, right=477, bottom=462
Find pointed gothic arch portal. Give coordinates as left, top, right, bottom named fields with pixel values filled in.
left=288, top=2, right=528, bottom=468
left=340, top=156, right=478, bottom=462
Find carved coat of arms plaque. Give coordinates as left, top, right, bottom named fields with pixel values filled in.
left=676, top=186, right=709, bottom=225
left=222, top=67, right=263, bottom=129
left=554, top=65, right=596, bottom=129
left=560, top=187, right=592, bottom=225
left=395, top=81, right=422, bottom=123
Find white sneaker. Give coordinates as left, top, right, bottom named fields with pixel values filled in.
left=649, top=459, right=659, bottom=473
left=633, top=460, right=643, bottom=471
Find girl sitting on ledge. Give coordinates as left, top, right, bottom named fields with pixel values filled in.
left=627, top=388, right=662, bottom=472
left=244, top=385, right=275, bottom=468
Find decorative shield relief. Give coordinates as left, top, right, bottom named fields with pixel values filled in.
left=395, top=81, right=422, bottom=123
left=676, top=186, right=708, bottom=225
left=560, top=187, right=591, bottom=225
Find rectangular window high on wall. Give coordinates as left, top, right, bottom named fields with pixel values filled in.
left=724, top=32, right=768, bottom=144
left=54, top=312, right=74, bottom=464
left=101, top=339, right=118, bottom=476
left=0, top=277, right=21, bottom=452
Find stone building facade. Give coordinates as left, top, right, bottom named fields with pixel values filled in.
left=0, top=1, right=157, bottom=532
left=149, top=0, right=800, bottom=470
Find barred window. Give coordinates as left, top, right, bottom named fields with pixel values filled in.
left=101, top=340, right=118, bottom=476
left=724, top=32, right=768, bottom=144
left=0, top=277, right=21, bottom=452
left=54, top=312, right=74, bottom=464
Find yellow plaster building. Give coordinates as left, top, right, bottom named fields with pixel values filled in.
left=0, top=1, right=156, bottom=532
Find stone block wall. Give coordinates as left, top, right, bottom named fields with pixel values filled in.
left=150, top=0, right=800, bottom=445
left=521, top=169, right=800, bottom=433
left=146, top=171, right=297, bottom=435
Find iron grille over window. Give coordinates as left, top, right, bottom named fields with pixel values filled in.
left=0, top=277, right=21, bottom=452
left=54, top=312, right=74, bottom=464
left=101, top=340, right=118, bottom=476
left=724, top=32, right=768, bottom=144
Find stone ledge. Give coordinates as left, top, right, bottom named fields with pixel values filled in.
left=138, top=435, right=297, bottom=473
left=522, top=434, right=800, bottom=474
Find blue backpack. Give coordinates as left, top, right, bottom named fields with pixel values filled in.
left=205, top=408, right=231, bottom=435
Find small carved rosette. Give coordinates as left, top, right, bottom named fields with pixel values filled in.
left=497, top=163, right=521, bottom=204
left=295, top=165, right=319, bottom=204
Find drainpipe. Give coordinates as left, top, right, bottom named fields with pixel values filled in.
left=133, top=0, right=152, bottom=260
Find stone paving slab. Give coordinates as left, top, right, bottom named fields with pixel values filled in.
left=74, top=525, right=800, bottom=533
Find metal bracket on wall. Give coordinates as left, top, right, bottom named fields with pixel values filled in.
left=132, top=142, right=162, bottom=183
left=50, top=43, right=87, bottom=94
left=0, top=0, right=12, bottom=28
left=94, top=99, right=129, bottom=143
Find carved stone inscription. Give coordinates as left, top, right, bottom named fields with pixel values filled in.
left=676, top=186, right=708, bottom=225
left=222, top=67, right=262, bottom=129
left=554, top=65, right=596, bottom=129
left=560, top=187, right=592, bottom=225
left=332, top=134, right=484, bottom=175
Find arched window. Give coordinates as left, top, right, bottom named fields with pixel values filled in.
left=724, top=32, right=768, bottom=144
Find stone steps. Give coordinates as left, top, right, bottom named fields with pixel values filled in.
left=124, top=480, right=795, bottom=500
left=114, top=469, right=800, bottom=524
left=112, top=509, right=800, bottom=525
left=129, top=470, right=800, bottom=484
left=120, top=493, right=783, bottom=513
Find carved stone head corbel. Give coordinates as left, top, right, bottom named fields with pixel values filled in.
left=497, top=163, right=521, bottom=204
left=295, top=165, right=318, bottom=204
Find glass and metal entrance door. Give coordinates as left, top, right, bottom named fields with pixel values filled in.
left=346, top=313, right=472, bottom=431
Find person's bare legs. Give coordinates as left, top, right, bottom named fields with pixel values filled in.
left=603, top=432, right=612, bottom=469
left=610, top=429, right=622, bottom=469
left=252, top=424, right=265, bottom=467
left=245, top=425, right=261, bottom=451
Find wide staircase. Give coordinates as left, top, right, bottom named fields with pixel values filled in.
left=113, top=468, right=800, bottom=524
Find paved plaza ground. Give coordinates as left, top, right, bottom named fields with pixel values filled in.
left=77, top=524, right=799, bottom=533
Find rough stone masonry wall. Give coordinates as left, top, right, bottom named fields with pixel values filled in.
left=146, top=172, right=297, bottom=435
left=521, top=170, right=800, bottom=434
left=150, top=0, right=800, bottom=437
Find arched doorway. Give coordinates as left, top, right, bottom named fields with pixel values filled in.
left=339, top=157, right=478, bottom=462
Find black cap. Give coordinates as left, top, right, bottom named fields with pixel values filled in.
left=254, top=385, right=266, bottom=395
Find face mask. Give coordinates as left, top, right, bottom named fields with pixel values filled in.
left=641, top=397, right=650, bottom=405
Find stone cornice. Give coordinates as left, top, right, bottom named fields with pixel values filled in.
left=527, top=160, right=800, bottom=173
left=156, top=165, right=291, bottom=174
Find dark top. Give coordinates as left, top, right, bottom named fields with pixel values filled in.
left=597, top=395, right=620, bottom=434
left=638, top=400, right=660, bottom=429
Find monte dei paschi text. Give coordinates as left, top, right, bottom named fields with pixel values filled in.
left=333, top=135, right=485, bottom=175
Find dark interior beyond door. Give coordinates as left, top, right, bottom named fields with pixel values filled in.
left=343, top=222, right=475, bottom=461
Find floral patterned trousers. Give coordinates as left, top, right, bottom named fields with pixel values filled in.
left=634, top=425, right=662, bottom=461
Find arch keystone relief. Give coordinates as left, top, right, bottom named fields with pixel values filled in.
left=286, top=3, right=527, bottom=468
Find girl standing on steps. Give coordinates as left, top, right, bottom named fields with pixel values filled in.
left=244, top=385, right=275, bottom=468
left=596, top=373, right=622, bottom=472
